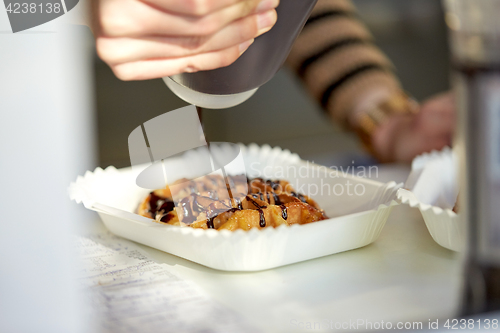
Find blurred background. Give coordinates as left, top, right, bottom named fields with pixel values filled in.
left=91, top=0, right=450, bottom=169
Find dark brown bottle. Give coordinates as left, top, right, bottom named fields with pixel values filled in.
left=164, top=0, right=318, bottom=108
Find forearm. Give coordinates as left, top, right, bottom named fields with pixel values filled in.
left=287, top=0, right=403, bottom=130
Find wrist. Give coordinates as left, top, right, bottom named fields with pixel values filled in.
left=348, top=87, right=394, bottom=129
left=353, top=90, right=419, bottom=162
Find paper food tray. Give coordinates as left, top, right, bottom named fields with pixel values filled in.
left=397, top=189, right=462, bottom=252
left=70, top=144, right=401, bottom=271
left=397, top=148, right=464, bottom=252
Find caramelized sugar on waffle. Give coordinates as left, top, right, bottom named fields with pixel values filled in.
left=138, top=175, right=328, bottom=231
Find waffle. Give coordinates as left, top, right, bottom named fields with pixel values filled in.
left=138, top=175, right=328, bottom=230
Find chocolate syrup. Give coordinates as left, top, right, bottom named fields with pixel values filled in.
left=206, top=217, right=215, bottom=229
left=205, top=201, right=220, bottom=229
left=272, top=192, right=281, bottom=205
left=179, top=196, right=196, bottom=223
left=266, top=179, right=280, bottom=190
left=205, top=201, right=232, bottom=228
left=291, top=191, right=307, bottom=203
left=258, top=209, right=266, bottom=227
left=280, top=204, right=288, bottom=220
left=246, top=195, right=266, bottom=210
left=158, top=200, right=175, bottom=214
left=245, top=195, right=267, bottom=227
left=196, top=105, right=217, bottom=230
left=148, top=192, right=175, bottom=216
left=192, top=194, right=207, bottom=213
left=235, top=198, right=243, bottom=210
left=147, top=192, right=163, bottom=212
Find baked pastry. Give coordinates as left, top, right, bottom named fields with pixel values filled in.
left=138, top=175, right=328, bottom=230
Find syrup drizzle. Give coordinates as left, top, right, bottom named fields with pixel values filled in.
left=258, top=209, right=266, bottom=227
left=205, top=202, right=240, bottom=229
left=266, top=179, right=280, bottom=190
left=275, top=193, right=282, bottom=205
left=192, top=195, right=206, bottom=213
left=148, top=192, right=176, bottom=221
left=179, top=196, right=196, bottom=223
left=235, top=197, right=243, bottom=210
left=291, top=191, right=307, bottom=203
left=245, top=195, right=267, bottom=227
left=148, top=176, right=310, bottom=228
left=207, top=217, right=215, bottom=229
left=280, top=204, right=288, bottom=220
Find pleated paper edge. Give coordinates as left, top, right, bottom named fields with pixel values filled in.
left=397, top=188, right=463, bottom=252
left=69, top=143, right=401, bottom=242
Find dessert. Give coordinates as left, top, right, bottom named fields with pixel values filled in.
left=138, top=175, right=328, bottom=230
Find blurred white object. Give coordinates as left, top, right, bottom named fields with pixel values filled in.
left=405, top=147, right=459, bottom=210
left=0, top=10, right=94, bottom=333
left=398, top=148, right=463, bottom=252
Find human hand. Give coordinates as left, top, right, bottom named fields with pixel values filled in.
left=372, top=91, right=455, bottom=163
left=91, top=0, right=279, bottom=80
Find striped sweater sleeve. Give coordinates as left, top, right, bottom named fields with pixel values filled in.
left=287, top=0, right=402, bottom=128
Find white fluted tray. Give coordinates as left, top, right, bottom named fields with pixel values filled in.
left=397, top=147, right=463, bottom=252
left=70, top=144, right=401, bottom=271
left=397, top=189, right=463, bottom=252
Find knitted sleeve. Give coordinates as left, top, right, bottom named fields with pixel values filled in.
left=287, top=0, right=402, bottom=128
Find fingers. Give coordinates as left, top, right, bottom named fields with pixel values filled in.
left=374, top=109, right=455, bottom=163
left=94, top=0, right=280, bottom=79
left=395, top=114, right=453, bottom=163
left=110, top=40, right=254, bottom=80
left=419, top=91, right=455, bottom=117
left=143, top=0, right=277, bottom=16
left=416, top=102, right=456, bottom=136
left=395, top=136, right=451, bottom=163
left=142, top=0, right=243, bottom=16
left=391, top=123, right=448, bottom=163
left=98, top=0, right=279, bottom=37
left=410, top=135, right=451, bottom=161
left=416, top=109, right=455, bottom=135
left=97, top=10, right=276, bottom=65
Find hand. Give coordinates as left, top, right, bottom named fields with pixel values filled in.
left=372, top=91, right=456, bottom=163
left=91, top=0, right=279, bottom=80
